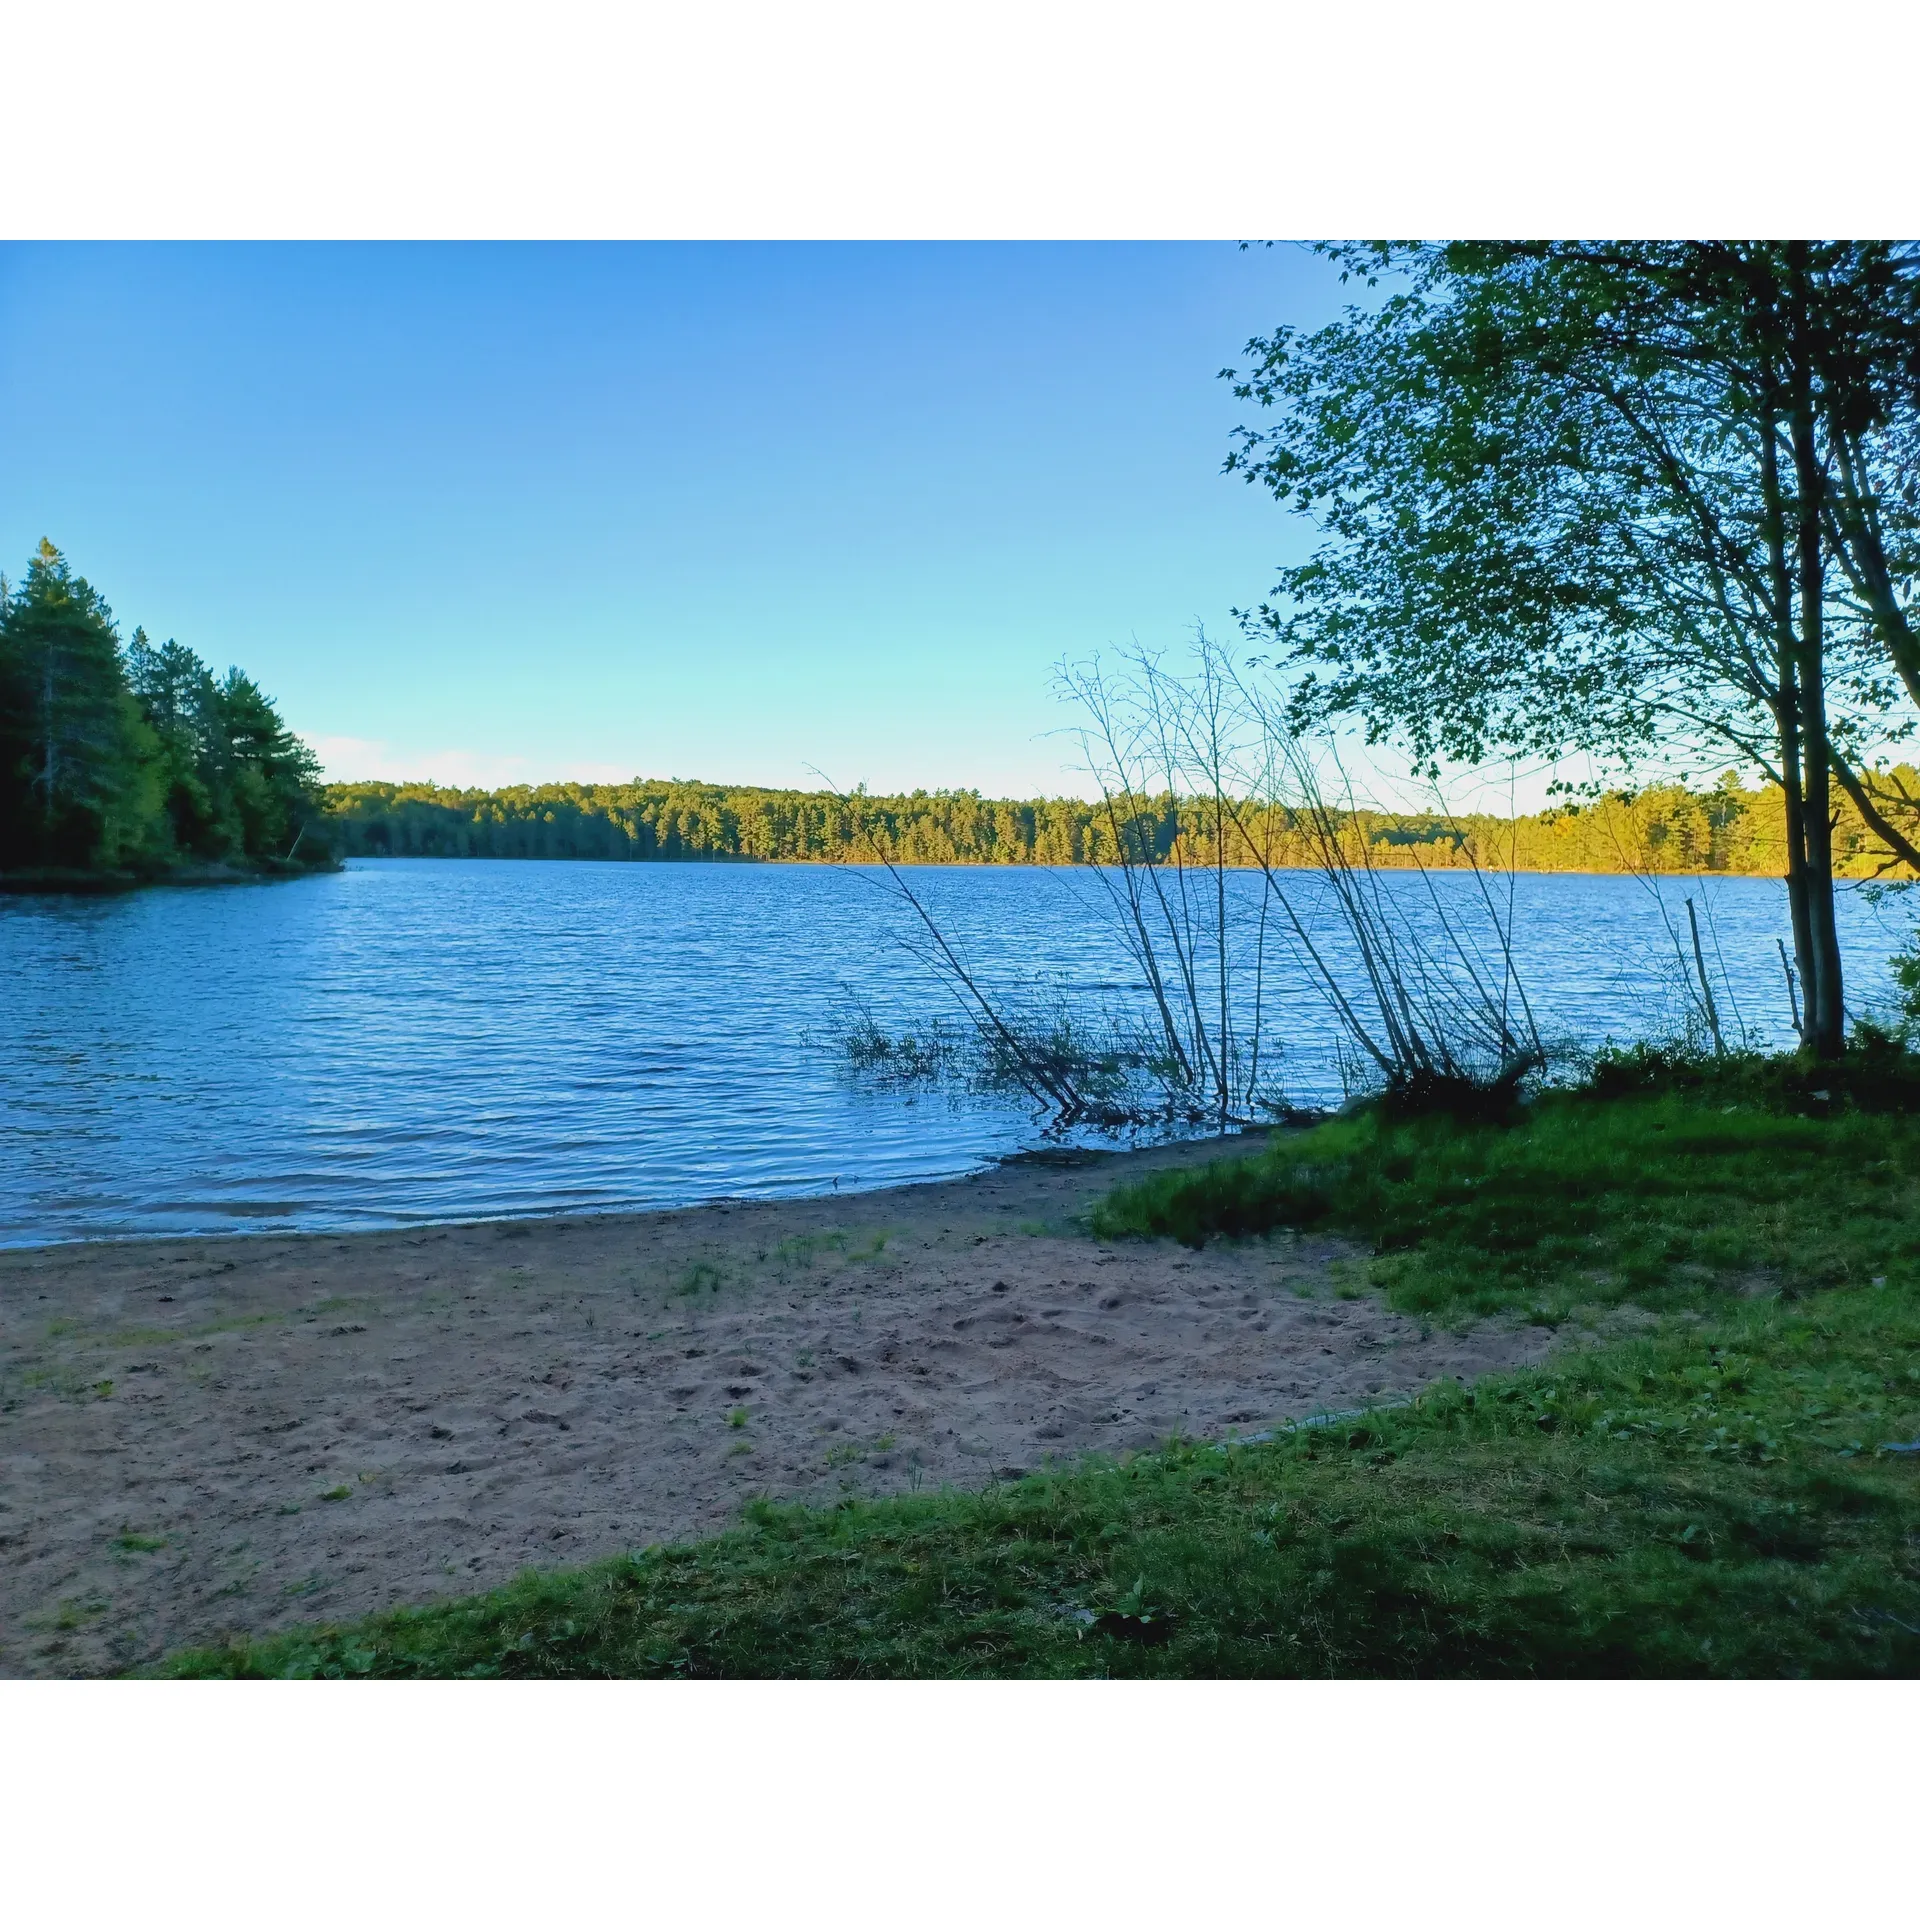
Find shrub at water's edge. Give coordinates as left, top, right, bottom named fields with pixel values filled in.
left=0, top=542, right=336, bottom=889
left=170, top=1062, right=1920, bottom=1678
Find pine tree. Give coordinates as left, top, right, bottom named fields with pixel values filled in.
left=212, top=668, right=323, bottom=858
left=127, top=628, right=226, bottom=854
left=0, top=540, right=163, bottom=870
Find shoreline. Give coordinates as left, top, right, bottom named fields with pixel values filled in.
left=0, top=1133, right=1551, bottom=1676
left=0, top=858, right=343, bottom=897
left=328, top=850, right=1800, bottom=881
left=0, top=1130, right=1286, bottom=1256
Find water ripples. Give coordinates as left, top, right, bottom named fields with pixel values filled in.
left=0, top=858, right=1906, bottom=1246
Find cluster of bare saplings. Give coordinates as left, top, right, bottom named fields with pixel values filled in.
left=834, top=637, right=1549, bottom=1132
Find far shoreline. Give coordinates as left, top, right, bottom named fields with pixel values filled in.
left=1, top=848, right=1802, bottom=899
left=334, top=849, right=1796, bottom=882
left=0, top=857, right=342, bottom=897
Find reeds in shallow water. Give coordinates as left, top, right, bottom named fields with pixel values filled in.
left=828, top=634, right=1553, bottom=1128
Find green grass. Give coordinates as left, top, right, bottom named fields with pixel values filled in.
left=167, top=1058, right=1920, bottom=1678
left=1092, top=1082, right=1920, bottom=1325
left=769, top=1232, right=846, bottom=1270
left=675, top=1261, right=729, bottom=1297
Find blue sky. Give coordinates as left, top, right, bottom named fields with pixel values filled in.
left=0, top=243, right=1351, bottom=796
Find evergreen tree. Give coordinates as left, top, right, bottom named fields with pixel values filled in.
left=0, top=540, right=163, bottom=870
left=211, top=667, right=323, bottom=858
left=126, top=628, right=225, bottom=854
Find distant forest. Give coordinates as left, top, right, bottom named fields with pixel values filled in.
left=8, top=538, right=1902, bottom=888
left=323, top=772, right=1905, bottom=877
left=0, top=542, right=331, bottom=883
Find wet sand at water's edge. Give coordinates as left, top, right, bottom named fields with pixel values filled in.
left=0, top=1135, right=1552, bottom=1675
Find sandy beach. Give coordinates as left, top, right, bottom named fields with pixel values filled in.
left=0, top=1136, right=1552, bottom=1676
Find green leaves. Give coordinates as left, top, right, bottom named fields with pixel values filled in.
left=1226, top=242, right=1920, bottom=804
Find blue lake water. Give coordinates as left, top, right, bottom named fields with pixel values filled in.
left=1, top=858, right=1910, bottom=1246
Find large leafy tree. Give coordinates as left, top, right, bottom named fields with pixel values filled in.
left=1226, top=242, right=1920, bottom=1057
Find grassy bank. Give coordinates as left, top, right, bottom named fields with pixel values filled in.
left=171, top=1055, right=1920, bottom=1678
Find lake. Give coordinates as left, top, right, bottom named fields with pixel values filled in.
left=1, top=858, right=1909, bottom=1246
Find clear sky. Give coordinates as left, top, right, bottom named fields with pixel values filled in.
left=0, top=242, right=1354, bottom=797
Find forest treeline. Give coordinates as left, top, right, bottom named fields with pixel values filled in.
left=322, top=770, right=1905, bottom=877
left=0, top=541, right=332, bottom=883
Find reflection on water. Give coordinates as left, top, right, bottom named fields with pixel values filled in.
left=0, top=859, right=1906, bottom=1245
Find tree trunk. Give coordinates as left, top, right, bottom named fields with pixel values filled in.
left=1778, top=688, right=1815, bottom=1036
left=1759, top=381, right=1815, bottom=1039
left=1796, top=633, right=1846, bottom=1055
left=1787, top=246, right=1847, bottom=1057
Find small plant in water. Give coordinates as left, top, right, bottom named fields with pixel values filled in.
left=727, top=1407, right=749, bottom=1429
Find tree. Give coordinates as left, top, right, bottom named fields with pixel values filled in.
left=1225, top=243, right=1920, bottom=1057
left=210, top=667, right=324, bottom=858
left=127, top=628, right=225, bottom=853
left=0, top=539, right=163, bottom=870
